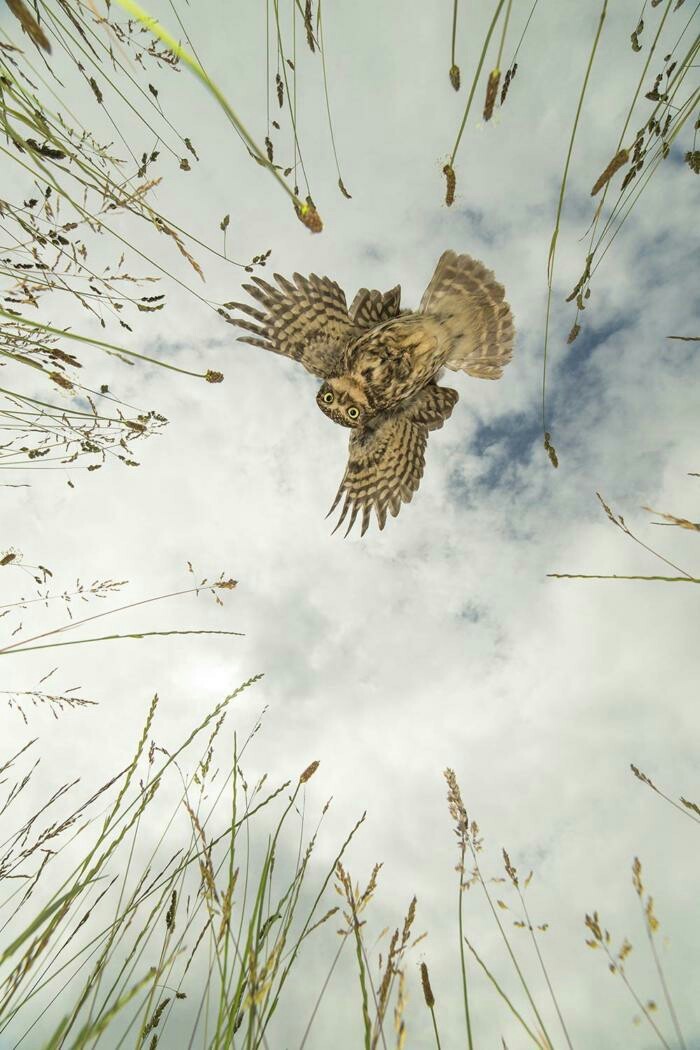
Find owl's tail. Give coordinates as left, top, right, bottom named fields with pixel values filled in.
left=419, top=250, right=515, bottom=379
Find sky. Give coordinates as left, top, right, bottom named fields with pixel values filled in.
left=2, top=0, right=700, bottom=1047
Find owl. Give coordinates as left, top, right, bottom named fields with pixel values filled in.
left=231, top=250, right=515, bottom=536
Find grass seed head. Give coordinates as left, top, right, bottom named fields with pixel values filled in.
left=299, top=759, right=319, bottom=784
left=443, top=164, right=456, bottom=206
left=420, top=961, right=435, bottom=1007
left=591, top=148, right=629, bottom=195
left=483, top=68, right=501, bottom=121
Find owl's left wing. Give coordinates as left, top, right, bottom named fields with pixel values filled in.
left=230, top=272, right=358, bottom=379
left=327, top=385, right=458, bottom=537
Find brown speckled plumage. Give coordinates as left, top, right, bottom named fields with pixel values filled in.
left=232, top=250, right=515, bottom=536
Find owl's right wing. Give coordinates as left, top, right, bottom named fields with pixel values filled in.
left=348, top=284, right=402, bottom=328
left=230, top=272, right=359, bottom=379
left=327, top=384, right=458, bottom=537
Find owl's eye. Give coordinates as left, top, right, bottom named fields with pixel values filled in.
left=347, top=406, right=360, bottom=420
left=322, top=391, right=334, bottom=404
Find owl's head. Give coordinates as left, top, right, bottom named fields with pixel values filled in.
left=316, top=378, right=369, bottom=429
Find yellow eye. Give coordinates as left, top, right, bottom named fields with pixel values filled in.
left=347, top=406, right=360, bottom=420
left=323, top=391, right=334, bottom=404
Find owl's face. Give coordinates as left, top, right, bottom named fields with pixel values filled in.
left=316, top=378, right=369, bottom=429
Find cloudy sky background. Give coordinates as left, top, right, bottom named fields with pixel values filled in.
left=2, top=0, right=700, bottom=1046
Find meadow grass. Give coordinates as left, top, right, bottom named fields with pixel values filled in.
left=2, top=704, right=695, bottom=1048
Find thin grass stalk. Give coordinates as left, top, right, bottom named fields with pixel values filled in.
left=547, top=573, right=700, bottom=584
left=318, top=1, right=350, bottom=196
left=0, top=309, right=215, bottom=380
left=456, top=840, right=474, bottom=1050
left=271, top=0, right=310, bottom=198
left=509, top=0, right=540, bottom=65
left=0, top=583, right=237, bottom=656
left=463, top=936, right=543, bottom=1047
left=81, top=758, right=155, bottom=1033
left=214, top=739, right=240, bottom=1041
left=541, top=0, right=608, bottom=450
left=630, top=765, right=700, bottom=826
left=298, top=933, right=349, bottom=1049
left=495, top=0, right=513, bottom=70
left=630, top=862, right=688, bottom=1050
left=516, top=887, right=573, bottom=1049
left=3, top=628, right=243, bottom=657
left=254, top=813, right=366, bottom=1044
left=469, top=843, right=554, bottom=1049
left=350, top=910, right=372, bottom=1050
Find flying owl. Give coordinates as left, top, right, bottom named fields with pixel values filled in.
left=231, top=250, right=515, bottom=536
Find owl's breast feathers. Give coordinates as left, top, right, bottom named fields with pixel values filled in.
left=344, top=314, right=446, bottom=410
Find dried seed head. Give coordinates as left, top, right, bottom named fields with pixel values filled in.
left=591, top=148, right=629, bottom=195
left=165, top=889, right=177, bottom=932
left=684, top=150, right=699, bottom=173
left=443, top=164, right=456, bottom=207
left=304, top=0, right=315, bottom=51
left=205, top=370, right=224, bottom=383
left=585, top=910, right=603, bottom=942
left=6, top=0, right=51, bottom=52
left=503, top=848, right=519, bottom=887
left=296, top=199, right=323, bottom=233
left=449, top=64, right=461, bottom=91
left=89, top=76, right=103, bottom=104
left=443, top=768, right=468, bottom=846
left=500, top=65, right=515, bottom=106
left=567, top=322, right=581, bottom=344
left=49, top=371, right=73, bottom=391
left=420, top=962, right=435, bottom=1008
left=544, top=432, right=559, bottom=468
left=215, top=578, right=238, bottom=590
left=299, top=759, right=319, bottom=784
left=621, top=166, right=638, bottom=191
left=483, top=68, right=501, bottom=121
left=645, top=896, right=659, bottom=932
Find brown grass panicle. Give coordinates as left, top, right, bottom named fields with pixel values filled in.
left=443, top=163, right=457, bottom=206
left=500, top=62, right=518, bottom=105
left=585, top=863, right=685, bottom=1050
left=335, top=861, right=421, bottom=1050
left=483, top=69, right=501, bottom=121
left=591, top=147, right=630, bottom=195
